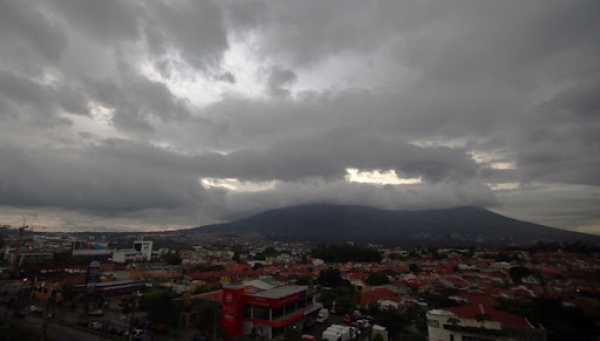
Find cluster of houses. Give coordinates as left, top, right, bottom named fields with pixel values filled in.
left=3, top=241, right=599, bottom=341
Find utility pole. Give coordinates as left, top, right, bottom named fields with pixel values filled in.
left=12, top=221, right=30, bottom=273
left=213, top=294, right=218, bottom=341
left=128, top=293, right=138, bottom=341
left=42, top=291, right=56, bottom=341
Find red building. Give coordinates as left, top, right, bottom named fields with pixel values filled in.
left=221, top=284, right=322, bottom=340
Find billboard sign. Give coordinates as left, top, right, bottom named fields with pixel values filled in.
left=72, top=241, right=112, bottom=256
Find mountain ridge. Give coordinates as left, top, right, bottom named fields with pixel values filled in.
left=190, top=205, right=598, bottom=246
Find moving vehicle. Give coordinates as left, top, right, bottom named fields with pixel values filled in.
left=316, top=308, right=329, bottom=323
left=322, top=325, right=354, bottom=341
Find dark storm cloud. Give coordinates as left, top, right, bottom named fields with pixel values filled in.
left=0, top=0, right=68, bottom=64
left=224, top=1, right=443, bottom=67
left=216, top=72, right=236, bottom=84
left=267, top=67, right=297, bottom=98
left=81, top=70, right=196, bottom=133
left=0, top=0, right=598, bottom=233
left=142, top=1, right=230, bottom=70
left=47, top=0, right=140, bottom=43
left=0, top=142, right=206, bottom=214
left=0, top=69, right=89, bottom=124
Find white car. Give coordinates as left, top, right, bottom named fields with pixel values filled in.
left=87, top=309, right=103, bottom=317
left=132, top=328, right=144, bottom=339
left=29, top=305, right=43, bottom=314
left=88, top=321, right=102, bottom=330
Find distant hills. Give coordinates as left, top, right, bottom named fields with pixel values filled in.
left=191, top=205, right=599, bottom=247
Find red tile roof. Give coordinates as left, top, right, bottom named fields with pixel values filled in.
left=443, top=304, right=531, bottom=328
left=360, top=288, right=398, bottom=306
left=60, top=275, right=86, bottom=287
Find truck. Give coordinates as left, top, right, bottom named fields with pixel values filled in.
left=316, top=308, right=329, bottom=323
left=322, top=325, right=355, bottom=341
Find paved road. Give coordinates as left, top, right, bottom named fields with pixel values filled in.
left=1, top=306, right=113, bottom=340
left=1, top=296, right=203, bottom=341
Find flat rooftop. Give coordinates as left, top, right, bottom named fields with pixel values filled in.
left=250, top=285, right=308, bottom=299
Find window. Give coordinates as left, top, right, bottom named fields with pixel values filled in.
left=463, top=336, right=495, bottom=341
left=244, top=305, right=252, bottom=318
left=272, top=307, right=284, bottom=319
left=253, top=306, right=270, bottom=321
left=284, top=302, right=295, bottom=315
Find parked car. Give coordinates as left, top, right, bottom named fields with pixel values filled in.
left=87, top=309, right=103, bottom=317
left=132, top=329, right=144, bottom=340
left=344, top=311, right=363, bottom=324
left=107, top=327, right=125, bottom=336
left=88, top=321, right=102, bottom=330
left=151, top=324, right=168, bottom=333
left=76, top=319, right=89, bottom=326
left=13, top=310, right=26, bottom=319
left=192, top=333, right=209, bottom=341
left=136, top=320, right=151, bottom=329
left=30, top=305, right=43, bottom=314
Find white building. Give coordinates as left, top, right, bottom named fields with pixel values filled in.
left=111, top=249, right=145, bottom=263
left=133, top=240, right=153, bottom=260
left=111, top=240, right=153, bottom=263
left=426, top=304, right=544, bottom=341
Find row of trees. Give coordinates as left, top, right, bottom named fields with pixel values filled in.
left=496, top=297, right=594, bottom=340
left=311, top=243, right=382, bottom=263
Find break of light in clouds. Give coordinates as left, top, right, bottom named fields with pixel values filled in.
left=0, top=0, right=599, bottom=234
left=346, top=169, right=422, bottom=185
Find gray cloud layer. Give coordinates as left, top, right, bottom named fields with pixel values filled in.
left=0, top=0, right=598, bottom=234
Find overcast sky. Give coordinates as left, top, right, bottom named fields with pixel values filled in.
left=1, top=0, right=599, bottom=234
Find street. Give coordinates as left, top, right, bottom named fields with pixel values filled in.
left=1, top=305, right=113, bottom=340
left=0, top=304, right=179, bottom=341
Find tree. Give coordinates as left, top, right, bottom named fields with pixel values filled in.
left=318, top=268, right=343, bottom=287
left=311, top=243, right=382, bottom=263
left=496, top=297, right=595, bottom=340
left=139, top=289, right=178, bottom=325
left=319, top=283, right=359, bottom=314
left=118, top=296, right=135, bottom=315
left=294, top=275, right=315, bottom=286
left=475, top=313, right=491, bottom=326
left=194, top=263, right=226, bottom=272
left=283, top=326, right=302, bottom=341
left=163, top=252, right=182, bottom=265
left=194, top=285, right=218, bottom=295
left=508, top=266, right=531, bottom=285
left=232, top=251, right=241, bottom=263
left=366, top=272, right=390, bottom=286
left=263, top=246, right=278, bottom=257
